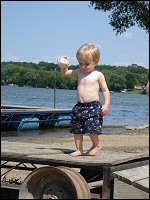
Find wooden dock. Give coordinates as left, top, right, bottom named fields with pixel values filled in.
left=1, top=138, right=149, bottom=199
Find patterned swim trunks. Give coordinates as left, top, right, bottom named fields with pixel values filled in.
left=70, top=101, right=103, bottom=134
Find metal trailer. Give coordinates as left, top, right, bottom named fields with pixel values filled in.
left=1, top=140, right=149, bottom=199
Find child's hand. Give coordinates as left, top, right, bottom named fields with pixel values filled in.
left=58, top=56, right=69, bottom=68
left=101, top=104, right=109, bottom=116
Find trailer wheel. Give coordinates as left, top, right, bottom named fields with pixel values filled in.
left=19, top=166, right=91, bottom=199
left=57, top=166, right=91, bottom=199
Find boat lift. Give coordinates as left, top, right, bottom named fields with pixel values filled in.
left=1, top=107, right=72, bottom=131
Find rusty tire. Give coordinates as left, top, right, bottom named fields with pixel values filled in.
left=18, top=166, right=90, bottom=199
left=56, top=166, right=91, bottom=199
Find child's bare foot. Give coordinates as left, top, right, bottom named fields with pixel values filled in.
left=85, top=145, right=102, bottom=156
left=70, top=150, right=83, bottom=157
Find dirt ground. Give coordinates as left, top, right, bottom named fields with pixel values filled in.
left=2, top=127, right=149, bottom=151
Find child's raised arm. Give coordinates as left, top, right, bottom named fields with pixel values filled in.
left=58, top=56, right=78, bottom=77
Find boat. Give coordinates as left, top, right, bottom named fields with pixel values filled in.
left=1, top=104, right=72, bottom=131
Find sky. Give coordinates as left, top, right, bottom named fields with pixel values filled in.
left=1, top=1, right=149, bottom=69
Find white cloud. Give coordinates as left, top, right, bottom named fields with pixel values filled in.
left=2, top=53, right=19, bottom=62
left=32, top=58, right=54, bottom=64
left=139, top=52, right=149, bottom=58
left=113, top=61, right=145, bottom=67
left=113, top=61, right=130, bottom=67
left=121, top=32, right=133, bottom=39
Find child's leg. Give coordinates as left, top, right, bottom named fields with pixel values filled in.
left=70, top=134, right=83, bottom=157
left=85, top=134, right=102, bottom=156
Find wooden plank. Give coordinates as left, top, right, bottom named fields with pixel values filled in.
left=1, top=183, right=20, bottom=190
left=132, top=177, right=149, bottom=193
left=88, top=180, right=103, bottom=189
left=113, top=179, right=149, bottom=199
left=112, top=165, right=149, bottom=181
left=110, top=160, right=149, bottom=173
left=1, top=141, right=149, bottom=168
left=1, top=108, right=72, bottom=113
left=1, top=104, right=72, bottom=111
left=112, top=165, right=149, bottom=193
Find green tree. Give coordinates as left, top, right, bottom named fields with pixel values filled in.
left=89, top=1, right=149, bottom=35
left=125, top=72, right=136, bottom=89
left=109, top=74, right=126, bottom=92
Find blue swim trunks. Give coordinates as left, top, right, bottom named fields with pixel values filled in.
left=70, top=101, right=103, bottom=134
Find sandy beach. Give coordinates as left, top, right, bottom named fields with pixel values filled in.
left=2, top=127, right=149, bottom=151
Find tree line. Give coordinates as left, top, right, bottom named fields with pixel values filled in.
left=1, top=61, right=149, bottom=93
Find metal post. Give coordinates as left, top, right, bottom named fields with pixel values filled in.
left=54, top=67, right=56, bottom=109
left=102, top=165, right=114, bottom=199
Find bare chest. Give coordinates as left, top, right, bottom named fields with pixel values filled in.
left=78, top=73, right=99, bottom=86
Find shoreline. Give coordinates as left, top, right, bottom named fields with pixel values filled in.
left=1, top=127, right=149, bottom=143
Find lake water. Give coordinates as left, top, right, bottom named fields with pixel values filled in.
left=1, top=86, right=149, bottom=138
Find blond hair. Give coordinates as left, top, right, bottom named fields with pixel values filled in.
left=76, top=43, right=100, bottom=63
